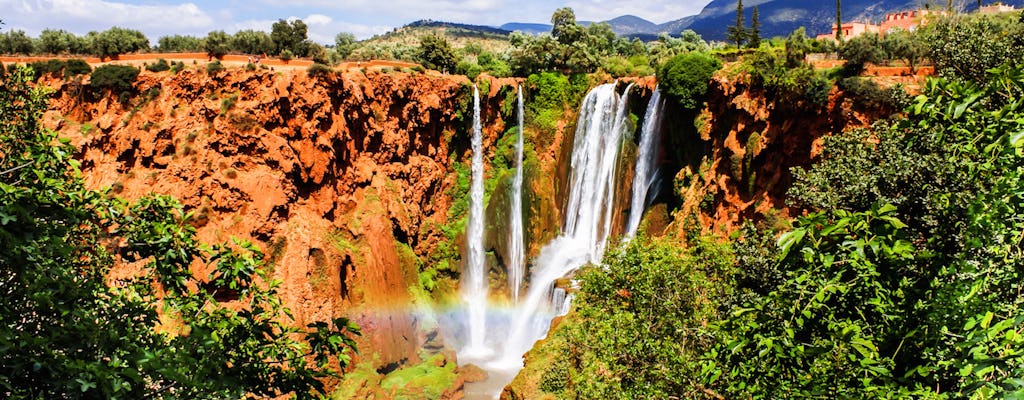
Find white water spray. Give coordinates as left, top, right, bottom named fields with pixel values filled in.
left=462, top=84, right=489, bottom=357
left=492, top=82, right=634, bottom=367
left=625, top=86, right=664, bottom=239
left=508, top=85, right=526, bottom=302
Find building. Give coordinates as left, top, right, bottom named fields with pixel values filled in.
left=815, top=21, right=881, bottom=42
left=880, top=9, right=942, bottom=32
left=979, top=3, right=1017, bottom=14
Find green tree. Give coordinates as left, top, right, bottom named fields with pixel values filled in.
left=90, top=27, right=149, bottom=59
left=748, top=6, right=762, bottom=49
left=784, top=27, right=811, bottom=68
left=37, top=29, right=78, bottom=54
left=657, top=52, right=722, bottom=110
left=836, top=0, right=844, bottom=42
left=727, top=0, right=747, bottom=47
left=0, top=65, right=359, bottom=399
left=156, top=34, right=203, bottom=52
left=923, top=12, right=1024, bottom=82
left=204, top=30, right=232, bottom=59
left=839, top=32, right=884, bottom=75
left=881, top=28, right=926, bottom=72
left=0, top=30, right=34, bottom=55
left=551, top=7, right=582, bottom=45
left=416, top=33, right=457, bottom=72
left=271, top=19, right=310, bottom=57
left=334, top=32, right=357, bottom=60
left=232, top=29, right=274, bottom=55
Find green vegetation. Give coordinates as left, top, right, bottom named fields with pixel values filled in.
left=657, top=52, right=722, bottom=110
left=0, top=66, right=358, bottom=399
left=89, top=64, right=139, bottom=93
left=416, top=34, right=457, bottom=72
left=145, top=58, right=170, bottom=72
left=530, top=61, right=1024, bottom=400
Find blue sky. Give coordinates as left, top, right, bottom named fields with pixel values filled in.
left=0, top=0, right=712, bottom=43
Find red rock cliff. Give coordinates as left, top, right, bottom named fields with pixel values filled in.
left=40, top=68, right=516, bottom=375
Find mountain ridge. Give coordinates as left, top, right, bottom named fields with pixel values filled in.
left=494, top=0, right=1024, bottom=40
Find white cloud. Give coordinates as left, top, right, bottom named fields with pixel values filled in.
left=1, top=0, right=215, bottom=37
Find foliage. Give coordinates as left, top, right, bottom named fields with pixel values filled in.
left=923, top=12, right=1024, bottom=83
left=270, top=18, right=310, bottom=57
left=279, top=49, right=294, bottom=62
left=204, top=30, right=232, bottom=59
left=334, top=32, right=357, bottom=60
left=27, top=59, right=67, bottom=77
left=37, top=29, right=86, bottom=54
left=0, top=66, right=359, bottom=399
left=145, top=58, right=170, bottom=73
left=206, top=60, right=225, bottom=74
left=550, top=237, right=734, bottom=399
left=307, top=63, right=332, bottom=77
left=715, top=64, right=1024, bottom=398
left=416, top=34, right=457, bottom=72
left=839, top=32, right=884, bottom=76
left=90, top=27, right=149, bottom=59
left=726, top=0, right=748, bottom=47
left=881, top=28, right=927, bottom=72
left=0, top=30, right=34, bottom=55
left=232, top=29, right=274, bottom=55
left=156, top=34, right=204, bottom=52
left=63, top=59, right=91, bottom=77
left=657, top=52, right=722, bottom=110
left=89, top=64, right=139, bottom=93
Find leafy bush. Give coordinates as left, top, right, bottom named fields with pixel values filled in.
left=90, top=27, right=149, bottom=59
left=0, top=66, right=359, bottom=399
left=145, top=58, right=170, bottom=73
left=90, top=64, right=139, bottom=92
left=63, top=59, right=91, bottom=77
left=923, top=12, right=1024, bottom=83
left=279, top=49, right=294, bottom=62
left=204, top=30, right=231, bottom=59
left=28, top=59, right=66, bottom=77
left=839, top=32, right=884, bottom=76
left=307, top=63, right=331, bottom=77
left=657, top=51, right=722, bottom=110
left=206, top=60, right=225, bottom=74
left=417, top=34, right=457, bottom=72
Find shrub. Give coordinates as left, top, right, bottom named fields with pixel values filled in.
left=145, top=58, right=170, bottom=73
left=90, top=64, right=139, bottom=92
left=63, top=59, right=91, bottom=77
left=307, top=63, right=331, bottom=77
left=206, top=61, right=225, bottom=74
left=28, top=59, right=66, bottom=77
left=455, top=60, right=482, bottom=80
left=279, top=49, right=294, bottom=62
left=839, top=33, right=884, bottom=76
left=923, top=12, right=1024, bottom=83
left=657, top=52, right=722, bottom=110
left=169, top=61, right=186, bottom=74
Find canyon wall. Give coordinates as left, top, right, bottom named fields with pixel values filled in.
left=39, top=68, right=523, bottom=388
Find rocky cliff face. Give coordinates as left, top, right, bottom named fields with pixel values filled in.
left=664, top=74, right=879, bottom=237
left=40, top=68, right=520, bottom=383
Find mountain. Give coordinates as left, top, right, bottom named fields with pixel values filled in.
left=498, top=0, right=1024, bottom=41
left=683, top=0, right=1024, bottom=41
left=604, top=15, right=660, bottom=34
left=499, top=22, right=552, bottom=35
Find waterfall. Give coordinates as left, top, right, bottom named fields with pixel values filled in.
left=625, top=86, right=664, bottom=239
left=492, top=82, right=634, bottom=367
left=508, top=85, right=526, bottom=303
left=462, top=84, right=489, bottom=357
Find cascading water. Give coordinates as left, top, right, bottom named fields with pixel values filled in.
left=507, top=85, right=526, bottom=303
left=625, top=86, right=664, bottom=239
left=462, top=84, right=489, bottom=358
left=493, top=82, right=634, bottom=367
